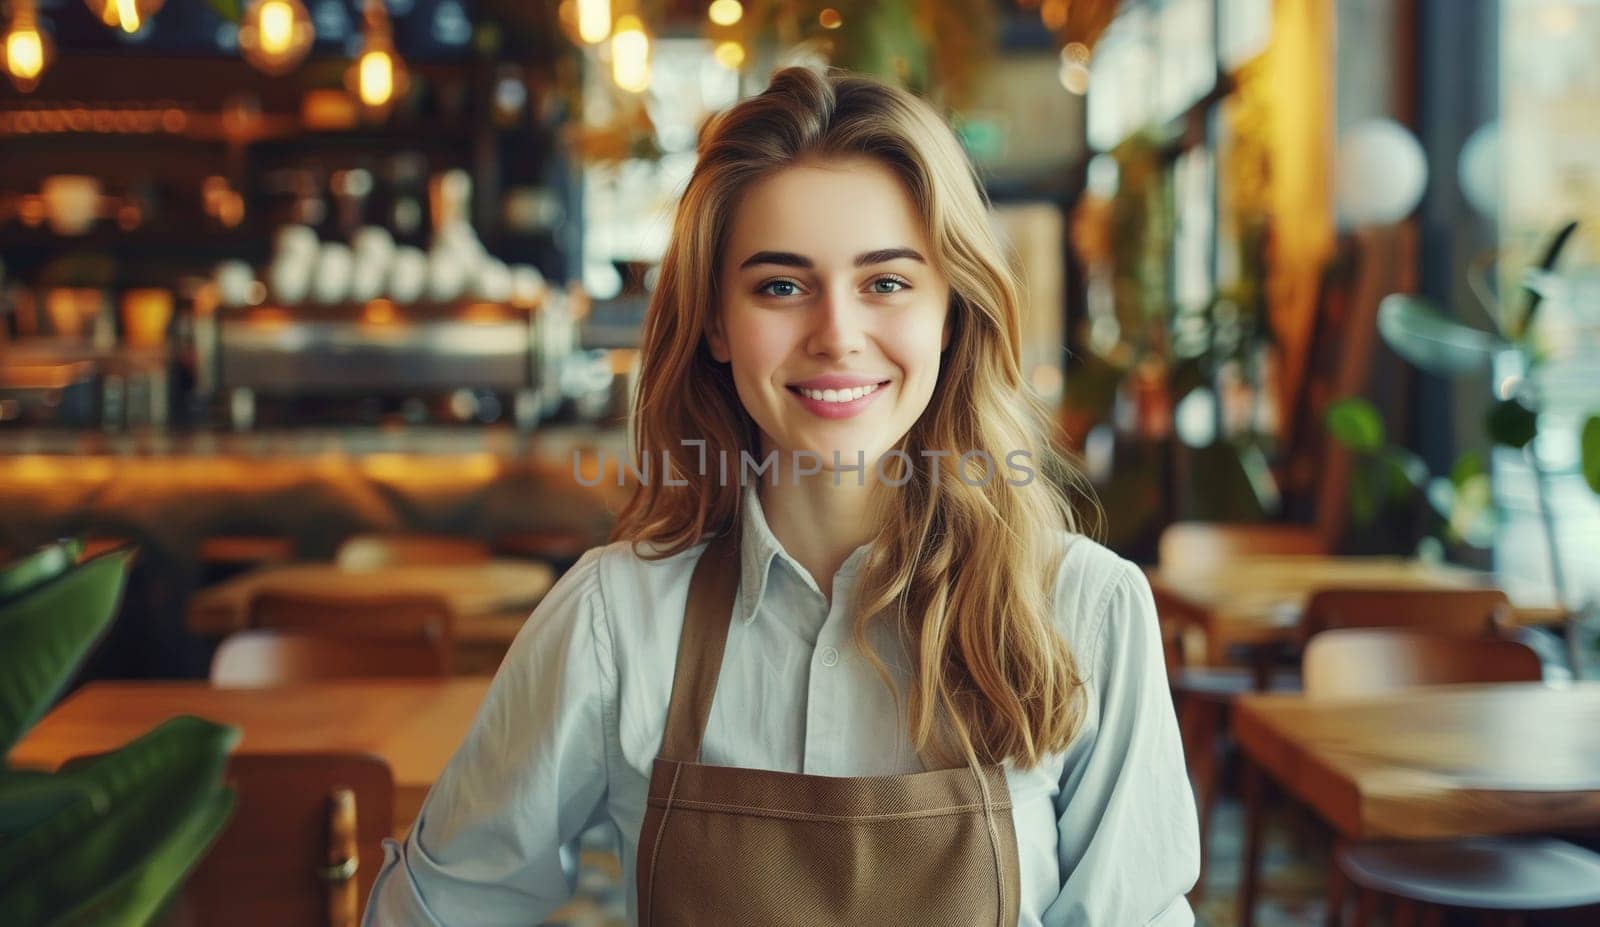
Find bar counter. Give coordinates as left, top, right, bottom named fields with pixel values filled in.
left=0, top=425, right=630, bottom=678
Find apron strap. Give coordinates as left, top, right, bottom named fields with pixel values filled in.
left=659, top=524, right=742, bottom=763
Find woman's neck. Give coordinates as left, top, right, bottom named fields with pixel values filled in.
left=757, top=473, right=876, bottom=604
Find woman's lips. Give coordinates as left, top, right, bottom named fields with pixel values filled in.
left=786, top=380, right=890, bottom=420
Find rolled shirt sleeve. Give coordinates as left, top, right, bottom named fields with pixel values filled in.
left=1044, top=559, right=1201, bottom=926
left=363, top=547, right=616, bottom=926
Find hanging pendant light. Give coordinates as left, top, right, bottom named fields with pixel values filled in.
left=2, top=0, right=52, bottom=92
left=610, top=13, right=649, bottom=93
left=347, top=0, right=408, bottom=114
left=576, top=0, right=611, bottom=44
left=82, top=0, right=164, bottom=35
left=240, top=0, right=315, bottom=76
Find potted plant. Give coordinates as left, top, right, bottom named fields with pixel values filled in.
left=1328, top=220, right=1600, bottom=676
left=0, top=539, right=239, bottom=925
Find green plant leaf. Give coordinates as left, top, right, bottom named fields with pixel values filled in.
left=1486, top=398, right=1539, bottom=449
left=0, top=769, right=99, bottom=835
left=1582, top=415, right=1600, bottom=495
left=1376, top=294, right=1502, bottom=376
left=1448, top=472, right=1497, bottom=548
left=1326, top=397, right=1385, bottom=453
left=1513, top=219, right=1580, bottom=340
left=1380, top=448, right=1431, bottom=500
left=1349, top=461, right=1378, bottom=527
left=0, top=716, right=238, bottom=922
left=1450, top=449, right=1487, bottom=486
left=1426, top=476, right=1456, bottom=521
left=0, top=548, right=134, bottom=757
left=0, top=539, right=84, bottom=606
left=46, top=789, right=235, bottom=927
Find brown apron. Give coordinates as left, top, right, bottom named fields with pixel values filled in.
left=636, top=526, right=1022, bottom=926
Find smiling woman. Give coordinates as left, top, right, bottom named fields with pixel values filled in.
left=709, top=156, right=950, bottom=466
left=364, top=67, right=1199, bottom=927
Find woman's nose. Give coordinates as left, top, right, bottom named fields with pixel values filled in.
left=805, top=288, right=866, bottom=358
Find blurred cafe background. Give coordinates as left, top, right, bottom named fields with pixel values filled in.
left=2, top=2, right=1598, bottom=926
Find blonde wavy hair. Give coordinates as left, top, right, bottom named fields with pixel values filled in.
left=612, top=66, right=1087, bottom=769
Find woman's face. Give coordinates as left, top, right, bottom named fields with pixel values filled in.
left=710, top=156, right=952, bottom=474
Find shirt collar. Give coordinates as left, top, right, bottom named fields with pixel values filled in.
left=736, top=480, right=873, bottom=624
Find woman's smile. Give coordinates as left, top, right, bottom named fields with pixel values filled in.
left=785, top=379, right=892, bottom=419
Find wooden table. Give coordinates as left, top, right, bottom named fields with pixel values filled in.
left=186, top=560, right=555, bottom=674
left=1232, top=682, right=1600, bottom=926
left=1146, top=556, right=1562, bottom=664
left=10, top=679, right=492, bottom=832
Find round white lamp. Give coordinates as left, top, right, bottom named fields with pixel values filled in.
left=1335, top=118, right=1429, bottom=228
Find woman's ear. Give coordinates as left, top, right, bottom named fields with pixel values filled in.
left=706, top=313, right=731, bottom=363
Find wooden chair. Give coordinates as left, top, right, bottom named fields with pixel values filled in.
left=211, top=629, right=448, bottom=687
left=1157, top=521, right=1326, bottom=901
left=1298, top=629, right=1600, bottom=926
left=334, top=533, right=490, bottom=571
left=166, top=753, right=394, bottom=927
left=1302, top=628, right=1543, bottom=699
left=248, top=590, right=456, bottom=674
left=1301, top=587, right=1513, bottom=643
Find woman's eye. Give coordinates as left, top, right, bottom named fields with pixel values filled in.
left=870, top=276, right=910, bottom=294
left=758, top=280, right=801, bottom=298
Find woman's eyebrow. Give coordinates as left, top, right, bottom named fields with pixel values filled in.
left=737, top=247, right=927, bottom=270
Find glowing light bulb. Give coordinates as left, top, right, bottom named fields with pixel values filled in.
left=708, top=0, right=742, bottom=27
left=577, top=0, right=610, bottom=44
left=4, top=5, right=51, bottom=92
left=240, top=0, right=313, bottom=76
left=259, top=0, right=293, bottom=54
left=611, top=14, right=649, bottom=92
left=114, top=0, right=140, bottom=32
left=6, top=27, right=42, bottom=80
left=359, top=49, right=394, bottom=107
left=346, top=0, right=407, bottom=114
left=713, top=40, right=744, bottom=70
left=83, top=0, right=165, bottom=38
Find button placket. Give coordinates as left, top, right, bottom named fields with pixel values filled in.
left=803, top=591, right=846, bottom=773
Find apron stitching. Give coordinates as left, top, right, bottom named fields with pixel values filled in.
left=643, top=798, right=1012, bottom=822
left=645, top=761, right=684, bottom=927
left=970, top=764, right=1008, bottom=927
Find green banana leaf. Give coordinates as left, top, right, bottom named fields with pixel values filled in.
left=50, top=788, right=235, bottom=927
left=1583, top=416, right=1600, bottom=495
left=1376, top=294, right=1502, bottom=377
left=0, top=547, right=135, bottom=758
left=0, top=769, right=100, bottom=835
left=0, top=539, right=84, bottom=606
left=0, top=715, right=240, bottom=925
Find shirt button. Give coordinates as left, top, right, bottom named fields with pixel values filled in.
left=820, top=646, right=839, bottom=667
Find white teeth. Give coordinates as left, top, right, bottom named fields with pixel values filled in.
left=799, top=382, right=883, bottom=403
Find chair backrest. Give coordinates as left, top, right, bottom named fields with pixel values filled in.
left=211, top=629, right=448, bottom=686
left=1155, top=523, right=1324, bottom=671
left=1301, top=587, right=1512, bottom=643
left=335, top=534, right=490, bottom=571
left=248, top=591, right=455, bottom=674
left=1302, top=628, right=1544, bottom=699
left=1157, top=522, right=1326, bottom=572
left=174, top=753, right=394, bottom=927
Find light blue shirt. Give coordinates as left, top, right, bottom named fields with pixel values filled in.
left=365, top=483, right=1200, bottom=925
